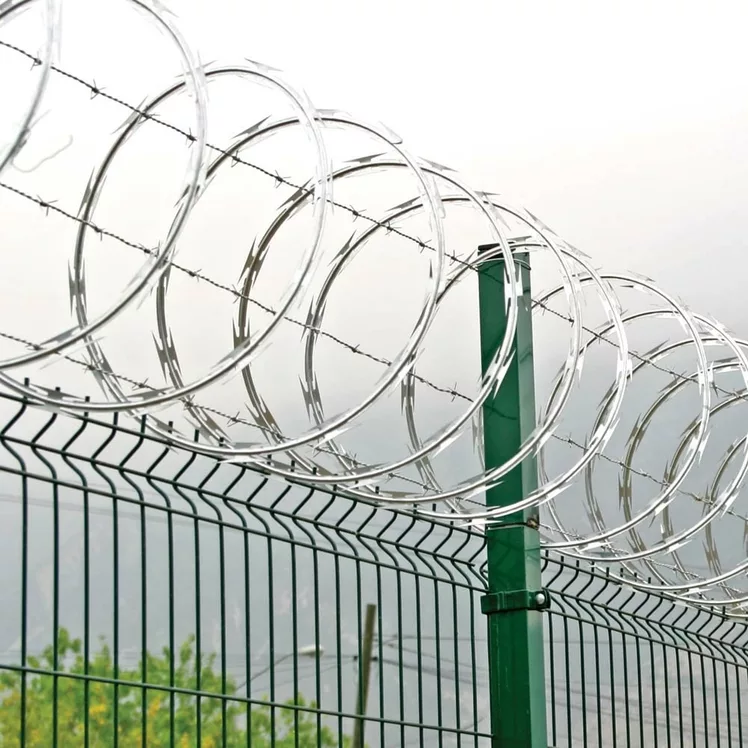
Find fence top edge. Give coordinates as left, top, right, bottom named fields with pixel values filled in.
left=6, top=390, right=748, bottom=627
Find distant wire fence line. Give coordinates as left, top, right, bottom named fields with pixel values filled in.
left=0, top=388, right=745, bottom=747
left=3, top=1, right=748, bottom=616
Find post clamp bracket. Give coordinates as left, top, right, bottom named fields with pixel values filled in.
left=480, top=588, right=551, bottom=614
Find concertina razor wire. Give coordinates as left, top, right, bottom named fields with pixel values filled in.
left=3, top=0, right=748, bottom=616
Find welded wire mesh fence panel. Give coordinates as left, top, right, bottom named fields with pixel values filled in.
left=0, top=390, right=490, bottom=747
left=544, top=556, right=748, bottom=748
left=0, top=389, right=747, bottom=747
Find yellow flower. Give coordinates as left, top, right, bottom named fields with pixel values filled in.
left=147, top=696, right=163, bottom=719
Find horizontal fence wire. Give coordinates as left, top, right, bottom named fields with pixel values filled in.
left=0, top=388, right=746, bottom=747
left=0, top=388, right=490, bottom=748
left=545, top=558, right=748, bottom=748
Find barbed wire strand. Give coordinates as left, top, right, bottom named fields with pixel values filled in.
left=4, top=38, right=743, bottom=411
left=0, top=330, right=440, bottom=496
left=1, top=38, right=738, bottom=403
left=2, top=39, right=748, bottom=543
left=4, top=180, right=747, bottom=531
left=4, top=326, right=743, bottom=600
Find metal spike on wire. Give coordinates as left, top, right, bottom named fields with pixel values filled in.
left=3, top=0, right=748, bottom=616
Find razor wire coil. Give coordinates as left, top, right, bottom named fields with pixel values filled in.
left=3, top=0, right=748, bottom=615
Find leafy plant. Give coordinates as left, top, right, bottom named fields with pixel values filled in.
left=0, top=628, right=350, bottom=747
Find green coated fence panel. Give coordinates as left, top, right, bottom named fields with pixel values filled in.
left=0, top=387, right=745, bottom=746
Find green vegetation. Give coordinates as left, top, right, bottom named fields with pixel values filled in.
left=0, top=628, right=350, bottom=747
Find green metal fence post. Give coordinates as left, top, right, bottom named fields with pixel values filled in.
left=478, top=244, right=549, bottom=748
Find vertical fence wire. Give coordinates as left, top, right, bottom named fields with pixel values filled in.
left=0, top=389, right=746, bottom=746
